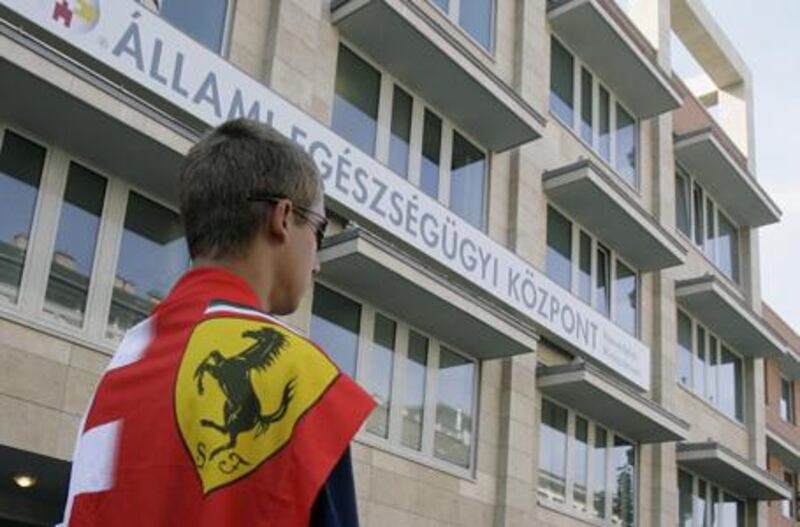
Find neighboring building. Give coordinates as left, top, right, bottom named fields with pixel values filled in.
left=0, top=0, right=789, bottom=525
left=762, top=304, right=800, bottom=527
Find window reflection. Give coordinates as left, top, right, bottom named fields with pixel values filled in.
left=44, top=163, right=106, bottom=327
left=402, top=332, right=428, bottom=451
left=332, top=45, right=381, bottom=157
left=106, top=192, right=189, bottom=340
left=546, top=207, right=572, bottom=291
left=550, top=38, right=575, bottom=126
left=614, top=260, right=637, bottom=336
left=610, top=436, right=635, bottom=527
left=458, top=0, right=493, bottom=50
left=420, top=110, right=443, bottom=200
left=0, top=132, right=45, bottom=305
left=434, top=347, right=475, bottom=468
left=388, top=86, right=413, bottom=179
left=366, top=313, right=396, bottom=439
left=573, top=417, right=589, bottom=508
left=593, top=426, right=608, bottom=517
left=310, top=284, right=361, bottom=377
left=615, top=104, right=637, bottom=188
left=159, top=0, right=229, bottom=52
left=538, top=399, right=569, bottom=500
left=449, top=132, right=486, bottom=230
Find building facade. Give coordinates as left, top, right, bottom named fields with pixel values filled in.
left=0, top=0, right=790, bottom=525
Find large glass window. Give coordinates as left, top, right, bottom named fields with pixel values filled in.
left=546, top=207, right=573, bottom=291
left=596, top=245, right=611, bottom=318
left=675, top=171, right=691, bottom=237
left=539, top=401, right=637, bottom=525
left=680, top=471, right=746, bottom=527
left=310, top=285, right=361, bottom=377
left=420, top=110, right=443, bottom=200
left=0, top=131, right=45, bottom=305
left=388, top=86, right=413, bottom=179
left=581, top=68, right=593, bottom=144
left=678, top=311, right=744, bottom=422
left=158, top=0, right=229, bottom=52
left=332, top=46, right=381, bottom=156
left=458, top=0, right=493, bottom=50
left=366, top=314, right=396, bottom=438
left=598, top=86, right=611, bottom=162
left=615, top=104, right=637, bottom=188
left=578, top=232, right=592, bottom=304
left=402, top=331, right=428, bottom=451
left=550, top=38, right=575, bottom=126
left=717, top=212, right=739, bottom=283
left=781, top=376, right=795, bottom=424
left=434, top=347, right=475, bottom=468
left=107, top=192, right=189, bottom=340
left=614, top=260, right=637, bottom=336
left=311, top=289, right=477, bottom=470
left=449, top=132, right=486, bottom=230
left=538, top=399, right=569, bottom=500
left=782, top=471, right=795, bottom=519
left=44, top=163, right=106, bottom=327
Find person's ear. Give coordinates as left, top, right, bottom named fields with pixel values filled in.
left=266, top=200, right=292, bottom=244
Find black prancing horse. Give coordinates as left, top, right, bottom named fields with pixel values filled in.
left=194, top=327, right=296, bottom=463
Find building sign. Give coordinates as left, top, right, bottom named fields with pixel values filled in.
left=1, top=0, right=651, bottom=389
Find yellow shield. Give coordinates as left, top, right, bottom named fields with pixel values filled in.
left=175, top=316, right=338, bottom=494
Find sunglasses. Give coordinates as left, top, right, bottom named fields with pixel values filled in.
left=247, top=192, right=328, bottom=249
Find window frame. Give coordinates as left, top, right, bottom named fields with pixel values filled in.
left=147, top=0, right=236, bottom=57
left=537, top=397, right=639, bottom=527
left=428, top=0, right=497, bottom=54
left=311, top=280, right=481, bottom=478
left=549, top=36, right=641, bottom=190
left=674, top=165, right=742, bottom=285
left=545, top=203, right=641, bottom=337
left=0, top=122, right=188, bottom=354
left=676, top=308, right=746, bottom=423
left=334, top=42, right=492, bottom=232
left=678, top=469, right=747, bottom=527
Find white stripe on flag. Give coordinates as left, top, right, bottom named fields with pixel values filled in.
left=108, top=317, right=154, bottom=371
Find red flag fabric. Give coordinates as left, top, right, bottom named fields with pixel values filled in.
left=62, top=267, right=375, bottom=526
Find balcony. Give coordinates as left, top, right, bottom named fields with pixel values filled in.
left=677, top=442, right=792, bottom=500
left=331, top=0, right=545, bottom=151
left=675, top=276, right=784, bottom=358
left=543, top=159, right=686, bottom=272
left=318, top=228, right=540, bottom=361
left=538, top=362, right=688, bottom=443
left=547, top=0, right=681, bottom=118
left=673, top=78, right=780, bottom=227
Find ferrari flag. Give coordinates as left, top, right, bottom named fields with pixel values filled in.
left=61, top=268, right=375, bottom=526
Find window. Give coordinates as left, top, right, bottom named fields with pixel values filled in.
left=145, top=0, right=230, bottom=52
left=332, top=45, right=381, bottom=157
left=546, top=206, right=640, bottom=335
left=106, top=192, right=189, bottom=340
left=0, top=131, right=46, bottom=305
left=549, top=39, right=639, bottom=188
left=431, top=0, right=495, bottom=51
left=310, top=284, right=361, bottom=377
left=676, top=310, right=744, bottom=422
left=332, top=45, right=490, bottom=231
left=310, top=286, right=479, bottom=471
left=679, top=470, right=745, bottom=527
left=0, top=128, right=191, bottom=348
left=44, top=163, right=106, bottom=328
left=781, top=376, right=795, bottom=424
left=782, top=471, right=795, bottom=519
left=538, top=400, right=637, bottom=526
left=676, top=169, right=741, bottom=283
left=550, top=38, right=575, bottom=126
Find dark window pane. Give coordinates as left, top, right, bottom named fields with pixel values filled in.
left=615, top=104, right=637, bottom=188
left=717, top=212, right=739, bottom=283
left=160, top=0, right=228, bottom=52
left=593, top=426, right=608, bottom=517
left=596, top=246, right=610, bottom=317
left=614, top=260, right=637, bottom=336
left=719, top=346, right=743, bottom=421
left=599, top=86, right=611, bottom=162
left=332, top=46, right=381, bottom=156
left=578, top=232, right=592, bottom=303
left=705, top=197, right=716, bottom=260
left=402, top=331, right=428, bottom=450
left=676, top=172, right=691, bottom=237
left=678, top=470, right=693, bottom=527
left=539, top=399, right=569, bottom=500
left=610, top=436, right=635, bottom=527
left=693, top=183, right=705, bottom=247
left=44, top=163, right=106, bottom=327
left=366, top=313, right=396, bottom=439
left=420, top=110, right=442, bottom=199
left=573, top=416, right=589, bottom=507
left=694, top=325, right=706, bottom=396
left=459, top=0, right=493, bottom=50
left=310, top=284, right=361, bottom=377
left=450, top=132, right=486, bottom=230
left=581, top=68, right=593, bottom=143
left=107, top=192, right=189, bottom=340
left=0, top=131, right=45, bottom=305
left=434, top=348, right=475, bottom=468
left=546, top=207, right=572, bottom=290
left=388, top=86, right=413, bottom=179
left=677, top=311, right=692, bottom=387
left=550, top=38, right=574, bottom=125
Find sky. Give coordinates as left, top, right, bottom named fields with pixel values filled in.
left=671, top=0, right=800, bottom=334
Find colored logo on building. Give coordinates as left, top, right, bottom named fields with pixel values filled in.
left=44, top=0, right=99, bottom=33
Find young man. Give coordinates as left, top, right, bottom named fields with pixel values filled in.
left=61, top=119, right=374, bottom=526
